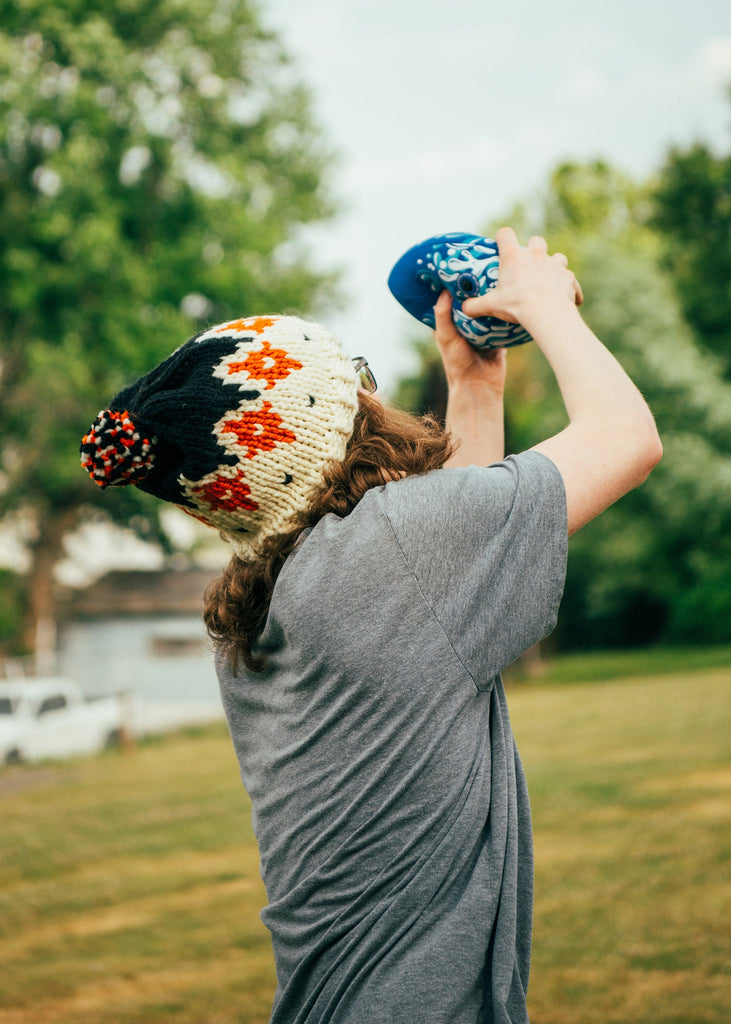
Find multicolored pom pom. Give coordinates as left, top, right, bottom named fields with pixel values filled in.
left=80, top=409, right=156, bottom=488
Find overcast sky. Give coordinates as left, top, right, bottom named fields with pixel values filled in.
left=261, top=0, right=731, bottom=393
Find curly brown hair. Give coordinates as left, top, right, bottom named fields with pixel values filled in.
left=203, top=393, right=455, bottom=672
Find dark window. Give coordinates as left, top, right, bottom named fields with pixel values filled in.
left=37, top=694, right=68, bottom=716
left=149, top=636, right=206, bottom=657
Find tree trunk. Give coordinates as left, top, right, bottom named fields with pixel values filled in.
left=23, top=507, right=80, bottom=665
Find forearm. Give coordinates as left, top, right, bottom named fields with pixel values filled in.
left=522, top=299, right=658, bottom=449
left=444, top=382, right=504, bottom=467
left=433, top=291, right=508, bottom=468
left=525, top=299, right=662, bottom=533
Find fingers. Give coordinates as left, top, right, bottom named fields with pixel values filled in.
left=452, top=230, right=584, bottom=320
left=461, top=289, right=501, bottom=319
left=546, top=250, right=582, bottom=304
left=433, top=290, right=461, bottom=344
left=573, top=274, right=584, bottom=307
left=494, top=226, right=521, bottom=255
left=548, top=252, right=581, bottom=304
left=460, top=296, right=482, bottom=316
left=434, top=289, right=454, bottom=328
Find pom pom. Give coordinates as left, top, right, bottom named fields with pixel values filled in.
left=80, top=409, right=156, bottom=488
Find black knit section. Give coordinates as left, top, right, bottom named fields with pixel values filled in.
left=109, top=335, right=261, bottom=507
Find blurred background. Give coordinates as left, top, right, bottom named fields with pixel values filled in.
left=1, top=0, right=730, bottom=673
left=0, top=1, right=729, bottom=1021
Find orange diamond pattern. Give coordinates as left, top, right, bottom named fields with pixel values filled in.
left=192, top=469, right=259, bottom=512
left=215, top=316, right=278, bottom=336
left=227, top=340, right=302, bottom=390
left=221, top=401, right=296, bottom=459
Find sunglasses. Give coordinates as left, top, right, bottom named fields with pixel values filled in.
left=351, top=357, right=377, bottom=394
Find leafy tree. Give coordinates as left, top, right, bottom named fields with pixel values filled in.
left=395, top=332, right=448, bottom=423
left=555, top=235, right=731, bottom=648
left=0, top=0, right=340, bottom=653
left=651, top=133, right=731, bottom=376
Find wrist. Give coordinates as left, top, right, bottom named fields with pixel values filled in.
left=516, top=294, right=581, bottom=334
left=446, top=375, right=505, bottom=405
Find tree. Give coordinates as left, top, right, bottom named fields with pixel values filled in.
left=510, top=161, right=731, bottom=648
left=0, top=0, right=340, bottom=654
left=554, top=234, right=731, bottom=648
left=651, top=134, right=731, bottom=377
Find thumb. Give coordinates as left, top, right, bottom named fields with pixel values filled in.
left=461, top=287, right=519, bottom=325
left=461, top=292, right=497, bottom=319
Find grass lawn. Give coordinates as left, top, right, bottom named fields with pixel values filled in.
left=511, top=664, right=730, bottom=1024
left=0, top=656, right=728, bottom=1023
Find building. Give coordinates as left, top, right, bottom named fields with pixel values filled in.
left=59, top=568, right=226, bottom=734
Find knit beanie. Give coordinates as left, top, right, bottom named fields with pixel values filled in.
left=80, top=315, right=360, bottom=557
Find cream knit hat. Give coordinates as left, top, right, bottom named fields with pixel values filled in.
left=80, top=315, right=359, bottom=556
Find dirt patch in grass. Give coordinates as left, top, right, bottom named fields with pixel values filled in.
left=531, top=965, right=729, bottom=1024
left=0, top=949, right=276, bottom=1024
left=0, top=766, right=78, bottom=798
left=637, top=764, right=731, bottom=793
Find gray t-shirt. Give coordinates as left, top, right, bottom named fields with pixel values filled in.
left=218, top=450, right=568, bottom=1024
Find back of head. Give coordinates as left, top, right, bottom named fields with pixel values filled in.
left=80, top=315, right=360, bottom=556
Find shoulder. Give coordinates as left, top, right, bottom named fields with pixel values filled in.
left=283, top=450, right=565, bottom=585
left=376, top=451, right=568, bottom=681
left=378, top=450, right=565, bottom=533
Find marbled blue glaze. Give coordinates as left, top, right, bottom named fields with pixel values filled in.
left=388, top=232, right=532, bottom=349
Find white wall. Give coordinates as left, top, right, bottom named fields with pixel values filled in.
left=59, top=615, right=225, bottom=732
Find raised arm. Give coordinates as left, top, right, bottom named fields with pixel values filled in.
left=433, top=290, right=508, bottom=467
left=460, top=227, right=662, bottom=535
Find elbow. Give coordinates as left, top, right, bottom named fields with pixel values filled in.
left=648, top=429, right=663, bottom=470
left=631, top=418, right=663, bottom=485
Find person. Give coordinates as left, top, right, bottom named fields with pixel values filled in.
left=80, top=227, right=662, bottom=1023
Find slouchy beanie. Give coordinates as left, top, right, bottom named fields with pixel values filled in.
left=80, top=315, right=359, bottom=557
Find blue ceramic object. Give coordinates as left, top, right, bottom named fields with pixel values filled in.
left=387, top=232, right=532, bottom=349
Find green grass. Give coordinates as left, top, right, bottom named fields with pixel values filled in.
left=0, top=727, right=275, bottom=1024
left=0, top=656, right=729, bottom=1023
left=508, top=642, right=731, bottom=683
left=511, top=664, right=730, bottom=1024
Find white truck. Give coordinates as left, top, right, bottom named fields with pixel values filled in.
left=0, top=678, right=131, bottom=765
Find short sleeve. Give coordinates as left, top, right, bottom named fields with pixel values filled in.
left=379, top=450, right=568, bottom=687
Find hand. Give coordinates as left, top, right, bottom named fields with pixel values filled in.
left=433, top=290, right=507, bottom=397
left=461, top=227, right=583, bottom=327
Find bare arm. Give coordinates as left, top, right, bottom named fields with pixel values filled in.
left=460, top=228, right=662, bottom=535
left=433, top=290, right=507, bottom=467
